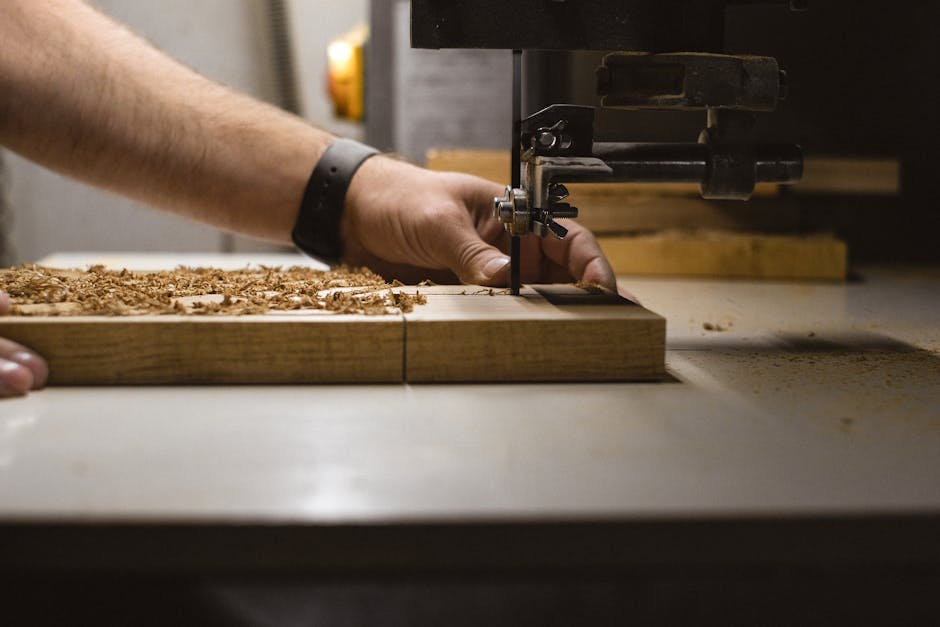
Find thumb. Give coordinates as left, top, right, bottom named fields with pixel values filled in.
left=472, top=250, right=511, bottom=286
left=0, top=290, right=10, bottom=315
left=457, top=240, right=510, bottom=286
left=439, top=226, right=509, bottom=285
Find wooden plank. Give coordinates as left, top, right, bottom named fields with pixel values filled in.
left=793, top=157, right=900, bottom=196
left=563, top=195, right=801, bottom=234
left=426, top=149, right=900, bottom=237
left=0, top=272, right=667, bottom=384
left=405, top=285, right=666, bottom=382
left=0, top=314, right=404, bottom=385
left=426, top=148, right=778, bottom=197
left=425, top=149, right=790, bottom=235
left=426, top=148, right=900, bottom=197
left=597, top=231, right=848, bottom=280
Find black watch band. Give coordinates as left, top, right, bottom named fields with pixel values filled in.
left=291, top=138, right=379, bottom=264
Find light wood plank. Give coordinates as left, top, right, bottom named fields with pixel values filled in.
left=405, top=285, right=666, bottom=382
left=563, top=195, right=801, bottom=234
left=0, top=281, right=666, bottom=385
left=427, top=148, right=748, bottom=196
left=426, top=148, right=899, bottom=197
left=425, top=148, right=788, bottom=235
left=793, top=157, right=900, bottom=196
left=0, top=314, right=404, bottom=385
left=598, top=231, right=847, bottom=280
left=425, top=149, right=899, bottom=238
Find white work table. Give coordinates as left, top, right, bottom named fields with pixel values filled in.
left=1, top=254, right=939, bottom=575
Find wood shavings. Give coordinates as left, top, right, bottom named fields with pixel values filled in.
left=575, top=281, right=608, bottom=294
left=0, top=264, right=428, bottom=317
left=466, top=288, right=510, bottom=296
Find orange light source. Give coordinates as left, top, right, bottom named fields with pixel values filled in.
left=326, top=25, right=367, bottom=122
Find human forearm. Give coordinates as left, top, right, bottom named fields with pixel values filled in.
left=0, top=0, right=328, bottom=242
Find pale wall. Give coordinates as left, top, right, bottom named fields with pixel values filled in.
left=4, top=0, right=367, bottom=264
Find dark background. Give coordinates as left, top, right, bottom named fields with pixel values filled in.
left=527, top=2, right=940, bottom=153
left=397, top=1, right=940, bottom=264
left=523, top=1, right=940, bottom=263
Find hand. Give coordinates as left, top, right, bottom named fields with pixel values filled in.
left=342, top=157, right=616, bottom=290
left=0, top=291, right=48, bottom=398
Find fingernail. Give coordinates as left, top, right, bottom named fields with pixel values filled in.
left=0, top=360, right=32, bottom=397
left=9, top=350, right=49, bottom=389
left=482, top=256, right=510, bottom=279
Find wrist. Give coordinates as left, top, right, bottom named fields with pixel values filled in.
left=291, top=138, right=378, bottom=264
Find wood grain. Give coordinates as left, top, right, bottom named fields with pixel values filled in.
left=0, top=314, right=404, bottom=385
left=597, top=231, right=848, bottom=280
left=404, top=286, right=666, bottom=383
left=0, top=285, right=666, bottom=384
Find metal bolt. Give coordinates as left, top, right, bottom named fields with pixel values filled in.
left=549, top=202, right=578, bottom=219
left=537, top=131, right=557, bottom=149
left=494, top=197, right=513, bottom=221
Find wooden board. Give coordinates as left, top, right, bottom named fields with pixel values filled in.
left=426, top=149, right=785, bottom=235
left=0, top=314, right=403, bottom=385
left=793, top=157, right=900, bottom=196
left=405, top=286, right=665, bottom=382
left=597, top=231, right=847, bottom=280
left=425, top=149, right=898, bottom=234
left=426, top=149, right=899, bottom=197
left=560, top=194, right=801, bottom=235
left=0, top=285, right=666, bottom=385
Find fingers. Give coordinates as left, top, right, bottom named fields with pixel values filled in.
left=0, top=293, right=48, bottom=397
left=1, top=359, right=34, bottom=397
left=425, top=202, right=511, bottom=285
left=468, top=181, right=507, bottom=231
left=0, top=337, right=49, bottom=398
left=448, top=229, right=510, bottom=285
left=450, top=175, right=617, bottom=290
left=448, top=174, right=613, bottom=288
left=538, top=220, right=617, bottom=291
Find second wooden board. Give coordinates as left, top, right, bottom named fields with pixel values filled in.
left=404, top=286, right=665, bottom=383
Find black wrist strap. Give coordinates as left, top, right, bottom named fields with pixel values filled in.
left=291, top=138, right=379, bottom=265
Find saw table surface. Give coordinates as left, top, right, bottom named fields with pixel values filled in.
left=1, top=253, right=939, bottom=573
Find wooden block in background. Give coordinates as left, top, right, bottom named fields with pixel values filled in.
left=426, top=149, right=771, bottom=197
left=426, top=149, right=899, bottom=197
left=793, top=157, right=900, bottom=196
left=0, top=285, right=666, bottom=384
left=562, top=195, right=801, bottom=234
left=598, top=231, right=848, bottom=281
left=425, top=149, right=785, bottom=235
left=425, top=149, right=899, bottom=235
left=404, top=286, right=665, bottom=383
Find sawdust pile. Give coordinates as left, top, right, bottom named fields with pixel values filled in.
left=0, top=264, right=427, bottom=316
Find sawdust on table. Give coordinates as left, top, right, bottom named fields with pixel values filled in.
left=0, top=264, right=428, bottom=316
